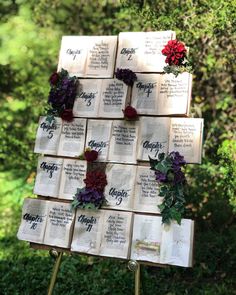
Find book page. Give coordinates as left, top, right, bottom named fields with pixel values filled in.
left=103, top=164, right=136, bottom=211
left=85, top=119, right=112, bottom=161
left=73, top=79, right=102, bottom=117
left=168, top=118, right=204, bottom=163
left=133, top=166, right=162, bottom=213
left=99, top=210, right=132, bottom=259
left=138, top=117, right=170, bottom=161
left=108, top=120, right=139, bottom=164
left=139, top=31, right=176, bottom=72
left=158, top=73, right=192, bottom=115
left=116, top=32, right=144, bottom=71
left=17, top=198, right=48, bottom=244
left=57, top=36, right=88, bottom=76
left=130, top=214, right=162, bottom=263
left=57, top=118, right=87, bottom=157
left=59, top=159, right=87, bottom=200
left=85, top=36, right=118, bottom=77
left=160, top=219, right=194, bottom=267
left=71, top=209, right=104, bottom=255
left=131, top=74, right=159, bottom=115
left=98, top=79, right=128, bottom=118
left=34, top=116, right=62, bottom=155
left=43, top=201, right=75, bottom=248
left=33, top=156, right=63, bottom=198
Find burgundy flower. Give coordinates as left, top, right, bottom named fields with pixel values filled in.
left=115, top=68, right=137, bottom=86
left=123, top=105, right=138, bottom=120
left=60, top=109, right=73, bottom=122
left=84, top=171, right=107, bottom=192
left=49, top=72, right=59, bottom=85
left=84, top=150, right=98, bottom=162
left=162, top=40, right=187, bottom=66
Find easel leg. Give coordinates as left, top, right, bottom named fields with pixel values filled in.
left=128, top=260, right=141, bottom=295
left=47, top=250, right=63, bottom=295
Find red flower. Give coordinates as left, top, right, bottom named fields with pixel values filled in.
left=49, top=72, right=59, bottom=85
left=123, top=105, right=138, bottom=120
left=84, top=150, right=98, bottom=162
left=162, top=40, right=187, bottom=66
left=84, top=171, right=107, bottom=192
left=61, top=109, right=73, bottom=122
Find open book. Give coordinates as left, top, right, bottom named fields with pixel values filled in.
left=17, top=198, right=75, bottom=248
left=58, top=35, right=118, bottom=78
left=73, top=79, right=129, bottom=118
left=34, top=116, right=87, bottom=157
left=131, top=214, right=194, bottom=267
left=131, top=73, right=192, bottom=116
left=116, top=31, right=176, bottom=72
left=34, top=156, right=87, bottom=200
left=71, top=209, right=132, bottom=259
left=85, top=119, right=112, bottom=161
left=138, top=117, right=204, bottom=163
left=108, top=120, right=139, bottom=164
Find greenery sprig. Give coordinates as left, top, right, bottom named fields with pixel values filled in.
left=149, top=152, right=187, bottom=225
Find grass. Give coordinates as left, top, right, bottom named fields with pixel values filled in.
left=0, top=171, right=235, bottom=295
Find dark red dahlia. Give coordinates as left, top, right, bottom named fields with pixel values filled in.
left=84, top=171, right=107, bottom=192
left=84, top=150, right=99, bottom=162
left=60, top=109, right=73, bottom=122
left=123, top=105, right=138, bottom=120
left=162, top=40, right=187, bottom=66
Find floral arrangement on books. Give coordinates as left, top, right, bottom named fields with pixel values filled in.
left=115, top=68, right=137, bottom=86
left=46, top=69, right=78, bottom=122
left=161, top=40, right=193, bottom=77
left=72, top=170, right=107, bottom=209
left=123, top=105, right=138, bottom=120
left=78, top=148, right=99, bottom=162
left=149, top=151, right=186, bottom=225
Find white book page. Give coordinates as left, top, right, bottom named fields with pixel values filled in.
left=158, top=73, right=192, bottom=115
left=71, top=209, right=104, bottom=255
left=98, top=79, right=128, bottom=118
left=168, top=118, right=204, bottom=163
left=108, top=120, right=139, bottom=164
left=59, top=159, right=87, bottom=200
left=85, top=119, right=112, bottom=161
left=131, top=74, right=159, bottom=115
left=73, top=79, right=102, bottom=117
left=85, top=36, right=118, bottom=77
left=103, top=164, right=136, bottom=211
left=33, top=156, right=63, bottom=198
left=17, top=198, right=48, bottom=244
left=133, top=166, right=162, bottom=213
left=43, top=201, right=75, bottom=248
left=57, top=36, right=88, bottom=77
left=131, top=214, right=162, bottom=263
left=139, top=31, right=176, bottom=72
left=116, top=32, right=144, bottom=71
left=160, top=219, right=194, bottom=267
left=137, top=117, right=170, bottom=161
left=34, top=116, right=62, bottom=155
left=57, top=118, right=87, bottom=157
left=99, top=210, right=132, bottom=259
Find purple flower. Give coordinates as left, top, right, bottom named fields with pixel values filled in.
left=173, top=169, right=186, bottom=185
left=75, top=188, right=104, bottom=208
left=115, top=68, right=137, bottom=86
left=155, top=171, right=167, bottom=183
left=169, top=151, right=186, bottom=166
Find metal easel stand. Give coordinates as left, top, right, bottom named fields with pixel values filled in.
left=47, top=249, right=64, bottom=295
left=128, top=260, right=141, bottom=295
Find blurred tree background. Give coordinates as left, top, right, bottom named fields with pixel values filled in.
left=0, top=0, right=235, bottom=294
